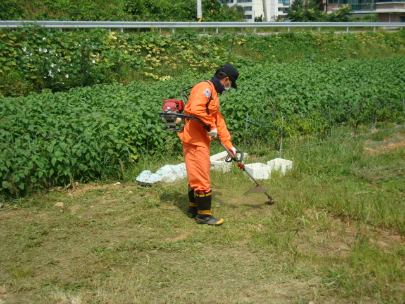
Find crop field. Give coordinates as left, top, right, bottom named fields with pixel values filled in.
left=1, top=56, right=404, bottom=197
left=0, top=27, right=404, bottom=303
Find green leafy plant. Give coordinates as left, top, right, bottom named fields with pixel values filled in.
left=2, top=27, right=405, bottom=96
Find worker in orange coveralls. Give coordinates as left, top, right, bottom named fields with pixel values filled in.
left=178, top=64, right=239, bottom=226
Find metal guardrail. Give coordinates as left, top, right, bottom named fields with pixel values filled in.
left=0, top=21, right=404, bottom=33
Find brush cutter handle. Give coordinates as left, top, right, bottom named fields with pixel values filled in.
left=213, top=137, right=244, bottom=163
left=225, top=150, right=244, bottom=163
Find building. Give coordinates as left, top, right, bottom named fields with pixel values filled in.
left=223, top=0, right=405, bottom=22
left=325, top=0, right=405, bottom=22
left=223, top=0, right=291, bottom=22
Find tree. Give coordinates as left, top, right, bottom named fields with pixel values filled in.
left=287, top=0, right=326, bottom=22
left=202, top=0, right=243, bottom=21
left=287, top=0, right=353, bottom=22
left=125, top=0, right=163, bottom=21
left=255, top=15, right=264, bottom=22
left=124, top=0, right=243, bottom=21
left=0, top=0, right=26, bottom=19
left=327, top=5, right=353, bottom=22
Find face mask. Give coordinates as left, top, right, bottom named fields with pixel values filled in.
left=224, top=80, right=231, bottom=92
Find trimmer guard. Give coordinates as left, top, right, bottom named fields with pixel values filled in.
left=243, top=185, right=269, bottom=195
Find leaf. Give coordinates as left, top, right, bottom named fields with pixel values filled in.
left=2, top=181, right=10, bottom=189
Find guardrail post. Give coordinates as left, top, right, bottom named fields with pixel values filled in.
left=288, top=27, right=290, bottom=32
left=120, top=28, right=123, bottom=33
left=318, top=27, right=320, bottom=31
left=216, top=28, right=219, bottom=34
left=172, top=28, right=175, bottom=34
left=374, top=27, right=376, bottom=32
left=347, top=27, right=349, bottom=32
left=254, top=27, right=257, bottom=33
left=159, top=28, right=161, bottom=34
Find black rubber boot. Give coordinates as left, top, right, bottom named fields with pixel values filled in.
left=195, top=191, right=224, bottom=226
left=186, top=186, right=197, bottom=218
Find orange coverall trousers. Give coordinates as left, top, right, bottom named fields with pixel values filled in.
left=182, top=142, right=211, bottom=193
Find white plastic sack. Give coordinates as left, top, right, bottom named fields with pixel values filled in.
left=135, top=170, right=163, bottom=185
left=136, top=163, right=187, bottom=185
left=155, top=163, right=187, bottom=182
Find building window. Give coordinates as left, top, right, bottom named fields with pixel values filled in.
left=326, top=0, right=376, bottom=10
left=244, top=6, right=252, bottom=11
left=244, top=14, right=253, bottom=19
left=237, top=0, right=252, bottom=3
left=278, top=0, right=290, bottom=5
left=224, top=0, right=234, bottom=3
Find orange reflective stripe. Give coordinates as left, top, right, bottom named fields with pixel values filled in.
left=198, top=210, right=212, bottom=215
left=195, top=191, right=212, bottom=197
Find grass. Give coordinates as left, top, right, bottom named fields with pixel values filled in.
left=0, top=126, right=404, bottom=303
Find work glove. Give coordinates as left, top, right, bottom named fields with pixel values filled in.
left=230, top=147, right=236, bottom=155
left=207, top=128, right=218, bottom=137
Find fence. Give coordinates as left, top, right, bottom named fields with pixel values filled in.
left=242, top=100, right=405, bottom=157
left=1, top=21, right=405, bottom=34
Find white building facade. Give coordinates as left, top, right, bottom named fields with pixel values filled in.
left=223, top=0, right=291, bottom=22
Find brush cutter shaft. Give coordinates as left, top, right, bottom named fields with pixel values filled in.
left=214, top=136, right=275, bottom=204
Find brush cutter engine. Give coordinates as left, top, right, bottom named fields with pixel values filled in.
left=160, top=99, right=185, bottom=132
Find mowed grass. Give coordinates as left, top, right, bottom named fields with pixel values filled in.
left=0, top=126, right=404, bottom=304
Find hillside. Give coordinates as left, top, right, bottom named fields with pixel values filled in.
left=1, top=27, right=404, bottom=97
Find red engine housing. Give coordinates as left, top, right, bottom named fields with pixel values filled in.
left=162, top=99, right=185, bottom=112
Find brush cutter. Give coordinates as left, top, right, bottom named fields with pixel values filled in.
left=158, top=109, right=275, bottom=204
left=213, top=137, right=275, bottom=205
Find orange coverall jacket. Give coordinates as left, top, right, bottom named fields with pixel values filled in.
left=177, top=81, right=233, bottom=150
